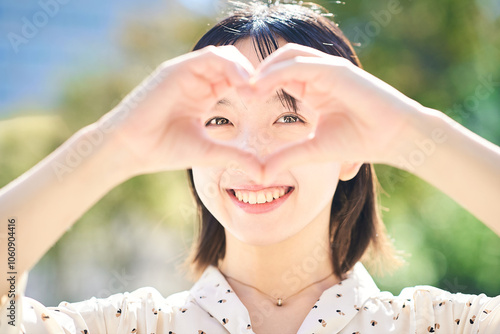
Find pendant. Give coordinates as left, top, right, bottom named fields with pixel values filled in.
left=277, top=298, right=283, bottom=307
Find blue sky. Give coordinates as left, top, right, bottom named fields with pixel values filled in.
left=0, top=0, right=217, bottom=116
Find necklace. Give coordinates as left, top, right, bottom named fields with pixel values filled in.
left=223, top=272, right=334, bottom=307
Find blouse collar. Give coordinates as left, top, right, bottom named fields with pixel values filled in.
left=189, top=262, right=379, bottom=333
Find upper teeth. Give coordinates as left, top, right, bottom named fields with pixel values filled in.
left=233, top=187, right=289, bottom=204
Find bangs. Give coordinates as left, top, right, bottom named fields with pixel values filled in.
left=192, top=3, right=304, bottom=112
left=187, top=1, right=399, bottom=279
left=248, top=25, right=299, bottom=112
left=191, top=1, right=360, bottom=115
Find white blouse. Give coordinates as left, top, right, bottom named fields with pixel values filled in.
left=1, top=263, right=499, bottom=333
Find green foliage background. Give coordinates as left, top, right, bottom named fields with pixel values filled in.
left=1, top=0, right=499, bottom=306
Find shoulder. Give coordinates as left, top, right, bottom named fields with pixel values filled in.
left=61, top=286, right=195, bottom=315
left=350, top=285, right=500, bottom=333
left=14, top=287, right=212, bottom=334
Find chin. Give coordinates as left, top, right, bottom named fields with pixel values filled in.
left=230, top=234, right=293, bottom=247
left=223, top=216, right=305, bottom=247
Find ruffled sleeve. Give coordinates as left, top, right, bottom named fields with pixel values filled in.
left=407, top=285, right=500, bottom=333
left=347, top=285, right=500, bottom=333
left=0, top=271, right=184, bottom=334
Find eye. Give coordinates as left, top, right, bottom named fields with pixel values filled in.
left=205, top=117, right=233, bottom=127
left=275, top=114, right=304, bottom=124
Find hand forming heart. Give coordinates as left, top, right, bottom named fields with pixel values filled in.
left=97, top=43, right=425, bottom=183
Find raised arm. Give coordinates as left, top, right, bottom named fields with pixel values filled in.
left=0, top=123, right=134, bottom=293
left=252, top=43, right=500, bottom=233
left=0, top=45, right=260, bottom=297
left=391, top=106, right=500, bottom=232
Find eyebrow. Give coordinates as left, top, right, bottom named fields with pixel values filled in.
left=217, top=95, right=298, bottom=111
left=217, top=98, right=231, bottom=106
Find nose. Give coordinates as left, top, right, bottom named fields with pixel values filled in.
left=220, top=125, right=275, bottom=184
left=236, top=126, right=275, bottom=159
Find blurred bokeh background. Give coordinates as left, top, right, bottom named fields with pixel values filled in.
left=1, top=0, right=499, bottom=307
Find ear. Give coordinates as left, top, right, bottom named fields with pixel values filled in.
left=339, top=162, right=363, bottom=181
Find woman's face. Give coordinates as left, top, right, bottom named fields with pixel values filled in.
left=191, top=38, right=342, bottom=246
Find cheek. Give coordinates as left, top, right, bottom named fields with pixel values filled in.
left=192, top=167, right=225, bottom=208
left=290, top=162, right=341, bottom=206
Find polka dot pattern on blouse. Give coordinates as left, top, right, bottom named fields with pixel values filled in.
left=1, top=263, right=499, bottom=333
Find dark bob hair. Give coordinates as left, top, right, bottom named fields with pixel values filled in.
left=186, top=1, right=399, bottom=279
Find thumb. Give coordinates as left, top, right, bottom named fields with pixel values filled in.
left=262, top=135, right=330, bottom=184
left=191, top=133, right=265, bottom=182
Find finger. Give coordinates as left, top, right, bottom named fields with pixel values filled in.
left=186, top=126, right=264, bottom=181
left=250, top=58, right=329, bottom=107
left=216, top=45, right=256, bottom=79
left=256, top=55, right=350, bottom=92
left=157, top=46, right=257, bottom=118
left=255, top=43, right=327, bottom=75
left=249, top=45, right=325, bottom=101
left=199, top=143, right=264, bottom=182
left=191, top=45, right=256, bottom=89
left=256, top=49, right=419, bottom=116
left=261, top=112, right=360, bottom=183
left=261, top=135, right=330, bottom=185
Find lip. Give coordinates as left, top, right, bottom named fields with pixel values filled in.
left=226, top=186, right=294, bottom=214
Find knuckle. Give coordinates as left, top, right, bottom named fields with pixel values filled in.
left=332, top=56, right=352, bottom=67
left=157, top=59, right=173, bottom=71
left=219, top=44, right=237, bottom=51
left=282, top=42, right=299, bottom=50
left=204, top=45, right=218, bottom=52
left=199, top=45, right=219, bottom=58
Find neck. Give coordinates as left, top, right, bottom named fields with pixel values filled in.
left=219, top=204, right=337, bottom=301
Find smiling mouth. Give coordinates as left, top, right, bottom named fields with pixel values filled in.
left=227, top=186, right=294, bottom=204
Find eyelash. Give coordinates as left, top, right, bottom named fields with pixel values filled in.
left=205, top=114, right=304, bottom=127
left=276, top=114, right=304, bottom=124
left=205, top=117, right=231, bottom=126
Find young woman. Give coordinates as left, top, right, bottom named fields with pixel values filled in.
left=1, top=1, right=499, bottom=333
